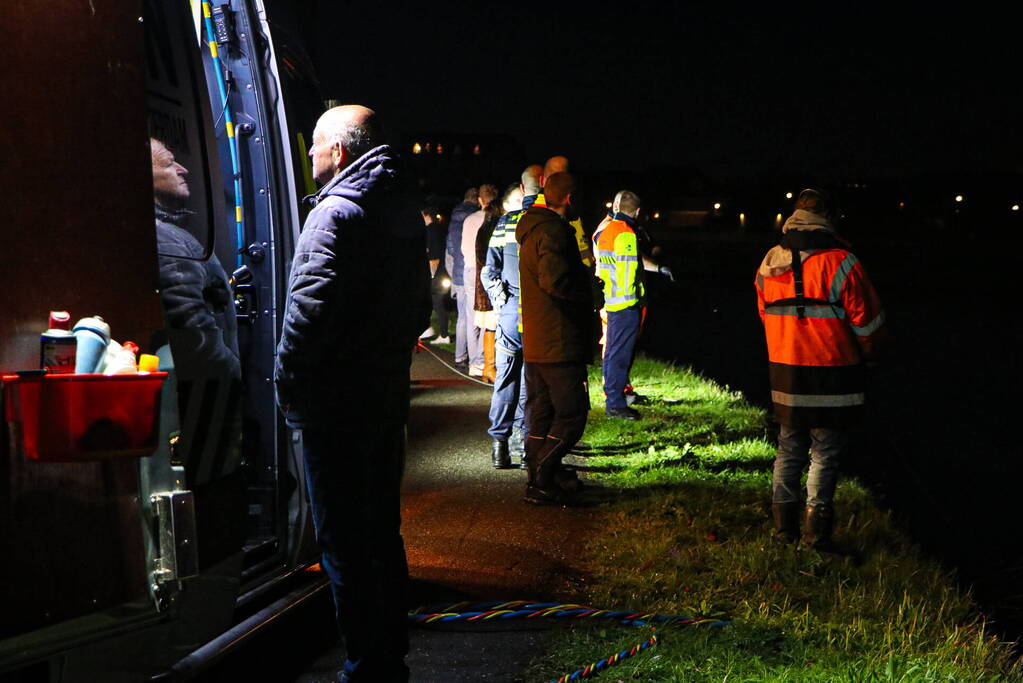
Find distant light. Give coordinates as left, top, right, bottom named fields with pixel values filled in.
left=898, top=201, right=905, bottom=209
left=412, top=142, right=422, bottom=155
left=1013, top=204, right=1020, bottom=212
left=775, top=213, right=784, bottom=227
left=424, top=142, right=432, bottom=153
left=436, top=143, right=444, bottom=155
left=955, top=195, right=964, bottom=203
left=440, top=278, right=451, bottom=290
left=605, top=202, right=613, bottom=209
left=435, top=214, right=443, bottom=221
left=713, top=203, right=721, bottom=210
left=785, top=192, right=793, bottom=200
left=473, top=144, right=481, bottom=155
left=653, top=211, right=661, bottom=219
left=739, top=212, right=746, bottom=226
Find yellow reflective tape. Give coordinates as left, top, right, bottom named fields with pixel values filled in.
left=209, top=41, right=218, bottom=58
left=236, top=206, right=243, bottom=223
left=226, top=121, right=235, bottom=138
left=202, top=2, right=211, bottom=17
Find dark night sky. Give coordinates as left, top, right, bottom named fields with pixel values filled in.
left=308, top=3, right=1021, bottom=181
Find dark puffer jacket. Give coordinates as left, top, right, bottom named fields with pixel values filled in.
left=516, top=206, right=594, bottom=364
left=154, top=205, right=240, bottom=382
left=445, top=201, right=476, bottom=286
left=274, top=145, right=431, bottom=427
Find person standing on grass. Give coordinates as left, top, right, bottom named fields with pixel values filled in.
left=593, top=190, right=644, bottom=420
left=517, top=171, right=596, bottom=504
left=755, top=188, right=886, bottom=552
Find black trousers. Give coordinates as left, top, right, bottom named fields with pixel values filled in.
left=430, top=287, right=449, bottom=336
left=301, top=420, right=409, bottom=681
left=524, top=361, right=589, bottom=447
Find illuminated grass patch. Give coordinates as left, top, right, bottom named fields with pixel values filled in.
left=530, top=356, right=1020, bottom=681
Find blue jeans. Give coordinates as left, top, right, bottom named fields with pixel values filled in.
left=487, top=311, right=526, bottom=440
left=772, top=425, right=849, bottom=508
left=603, top=307, right=640, bottom=411
left=452, top=284, right=474, bottom=364
left=301, top=421, right=409, bottom=681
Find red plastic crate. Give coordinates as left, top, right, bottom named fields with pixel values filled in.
left=2, top=372, right=168, bottom=462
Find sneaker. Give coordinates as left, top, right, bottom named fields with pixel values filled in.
left=606, top=406, right=640, bottom=420
left=468, top=364, right=484, bottom=377
left=625, top=392, right=648, bottom=405
left=430, top=335, right=451, bottom=345
left=419, top=326, right=436, bottom=339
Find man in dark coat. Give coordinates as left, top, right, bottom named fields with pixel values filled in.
left=275, top=105, right=430, bottom=683
left=516, top=172, right=595, bottom=505
left=151, top=138, right=243, bottom=494
left=151, top=138, right=240, bottom=382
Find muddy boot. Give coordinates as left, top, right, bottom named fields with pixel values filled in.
left=772, top=502, right=801, bottom=544
left=800, top=504, right=838, bottom=553
left=491, top=439, right=511, bottom=469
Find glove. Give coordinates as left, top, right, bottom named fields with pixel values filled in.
left=658, top=265, right=675, bottom=282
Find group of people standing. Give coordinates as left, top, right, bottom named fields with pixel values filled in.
left=270, top=104, right=887, bottom=681
left=421, top=156, right=663, bottom=505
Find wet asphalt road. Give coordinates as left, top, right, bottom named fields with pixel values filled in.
left=286, top=347, right=598, bottom=682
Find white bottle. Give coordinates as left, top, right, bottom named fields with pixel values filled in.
left=102, top=340, right=139, bottom=375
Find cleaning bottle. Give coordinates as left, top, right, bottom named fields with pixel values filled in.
left=40, top=310, right=76, bottom=374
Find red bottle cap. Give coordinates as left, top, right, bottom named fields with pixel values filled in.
left=48, top=311, right=71, bottom=330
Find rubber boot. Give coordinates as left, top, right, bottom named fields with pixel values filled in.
left=772, top=502, right=801, bottom=544
left=525, top=436, right=573, bottom=505
left=509, top=427, right=526, bottom=468
left=523, top=436, right=545, bottom=487
left=800, top=504, right=838, bottom=553
left=482, top=330, right=497, bottom=383
left=553, top=466, right=583, bottom=493
left=491, top=439, right=511, bottom=469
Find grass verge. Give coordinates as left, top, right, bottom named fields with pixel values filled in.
left=529, top=355, right=1021, bottom=682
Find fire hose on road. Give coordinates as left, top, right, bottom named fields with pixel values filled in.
left=409, top=600, right=730, bottom=682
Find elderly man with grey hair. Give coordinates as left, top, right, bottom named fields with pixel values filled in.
left=275, top=105, right=430, bottom=683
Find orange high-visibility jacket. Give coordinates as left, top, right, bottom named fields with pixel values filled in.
left=594, top=214, right=644, bottom=312
left=755, top=231, right=885, bottom=427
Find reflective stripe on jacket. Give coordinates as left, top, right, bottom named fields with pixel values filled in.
left=755, top=236, right=884, bottom=427
left=481, top=195, right=535, bottom=326
left=594, top=213, right=643, bottom=312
